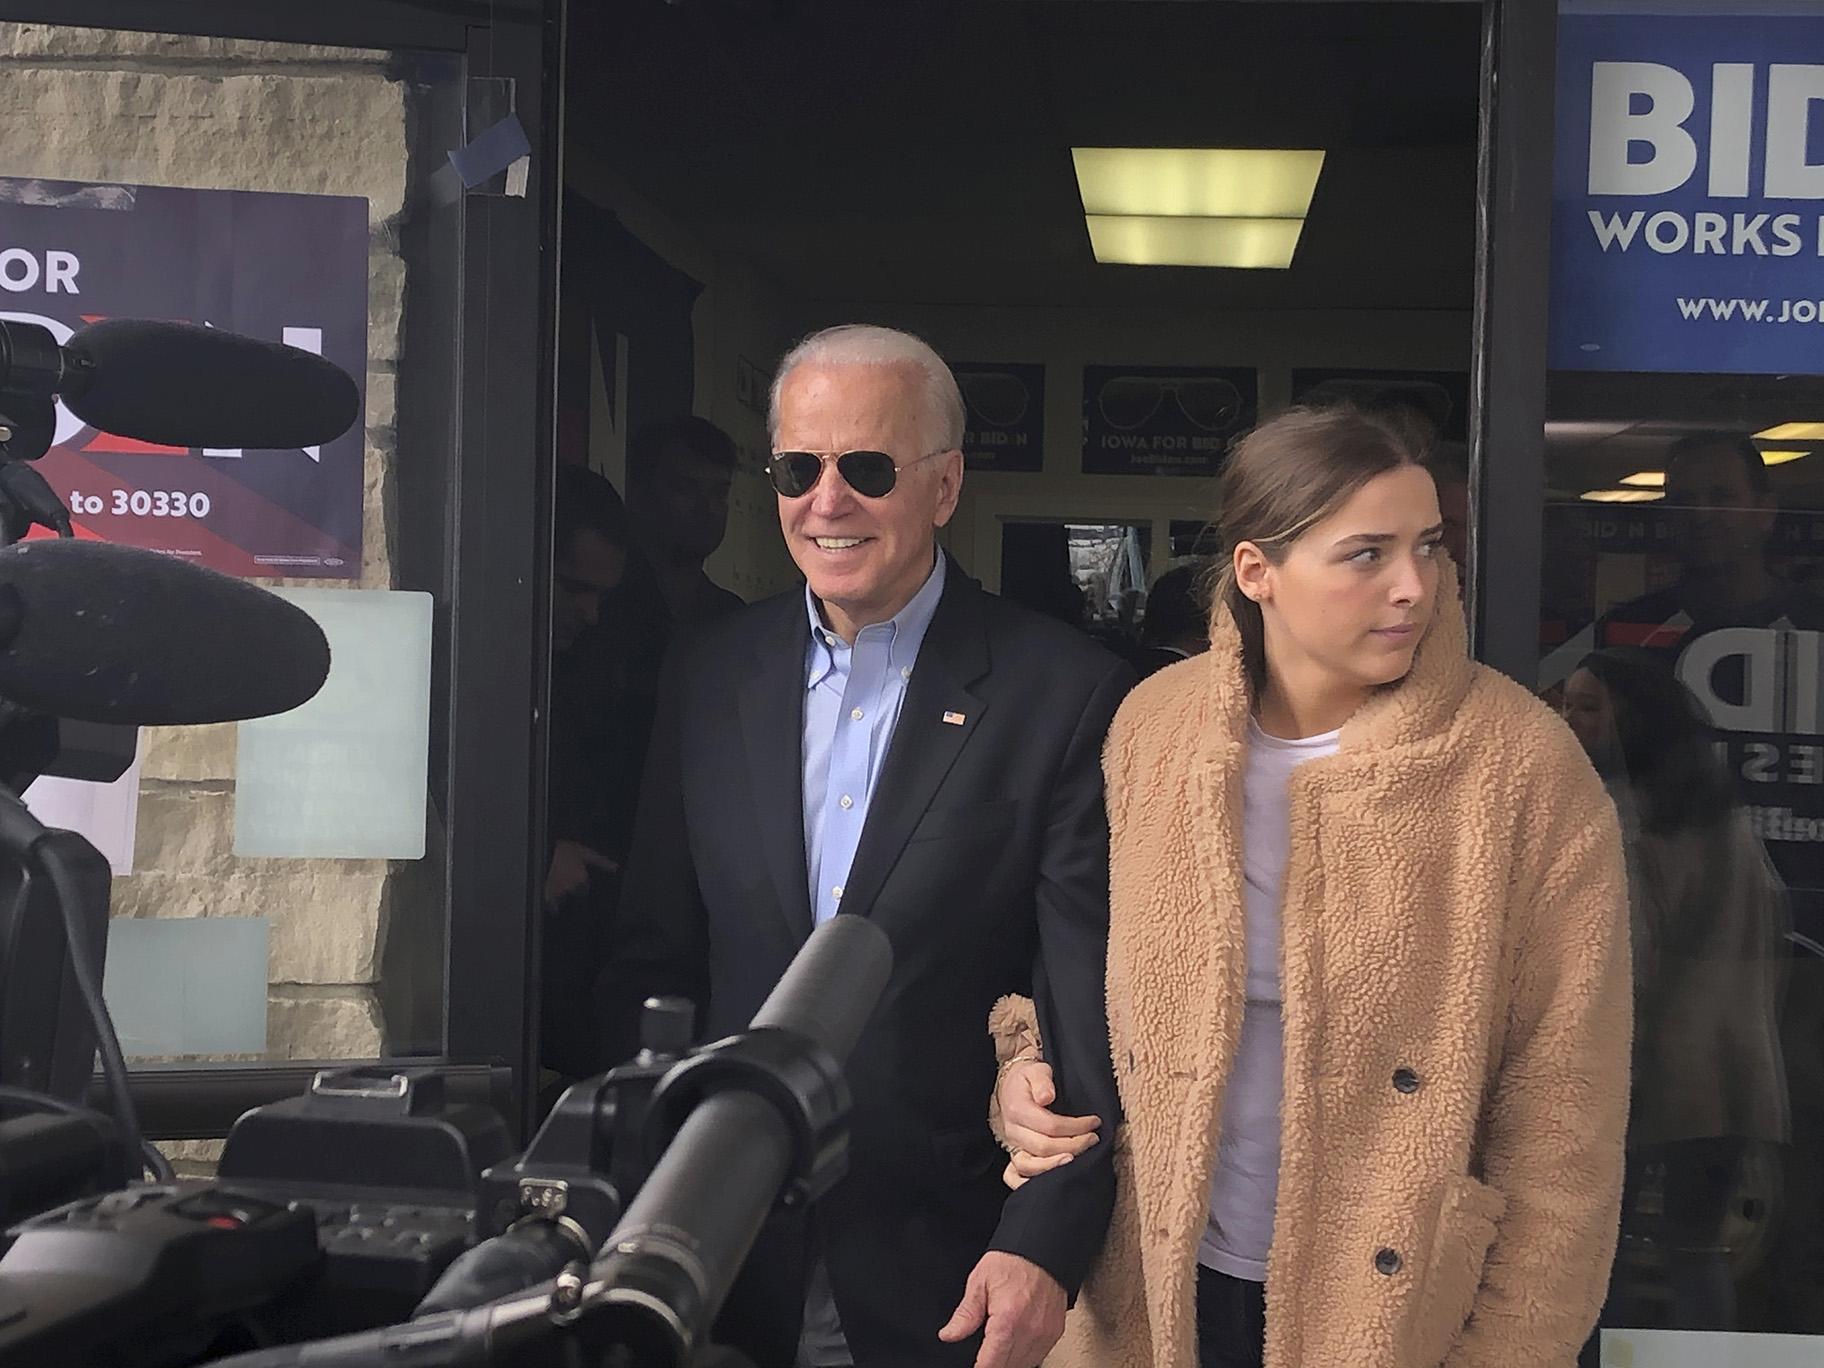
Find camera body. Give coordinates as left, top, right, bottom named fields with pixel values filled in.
left=0, top=1001, right=701, bottom=1364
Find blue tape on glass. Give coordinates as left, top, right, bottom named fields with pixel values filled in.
left=447, top=113, right=531, bottom=189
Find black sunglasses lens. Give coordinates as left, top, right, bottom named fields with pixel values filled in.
left=836, top=450, right=897, bottom=498
left=769, top=452, right=822, bottom=497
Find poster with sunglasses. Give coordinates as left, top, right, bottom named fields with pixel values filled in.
left=953, top=363, right=1045, bottom=473
left=1081, top=366, right=1256, bottom=476
left=1288, top=369, right=1470, bottom=443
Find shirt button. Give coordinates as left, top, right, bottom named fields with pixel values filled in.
left=832, top=886, right=844, bottom=900
left=900, top=666, right=911, bottom=679
left=850, top=707, right=864, bottom=721
left=1374, top=1248, right=1403, bottom=1276
left=840, top=795, right=853, bottom=810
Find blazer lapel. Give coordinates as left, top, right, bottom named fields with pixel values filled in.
left=739, top=598, right=814, bottom=942
left=837, top=564, right=991, bottom=920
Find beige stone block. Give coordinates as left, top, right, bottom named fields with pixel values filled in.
left=157, top=1137, right=226, bottom=1178
left=269, top=986, right=384, bottom=1060
left=370, top=250, right=406, bottom=363
left=0, top=71, right=407, bottom=220
left=366, top=369, right=397, bottom=434
left=131, top=782, right=233, bottom=876
left=139, top=724, right=236, bottom=783
left=0, top=23, right=388, bottom=67
left=109, top=863, right=388, bottom=984
left=362, top=436, right=397, bottom=589
left=267, top=867, right=389, bottom=984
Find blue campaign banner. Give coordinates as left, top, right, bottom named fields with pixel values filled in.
left=1551, top=10, right=1824, bottom=374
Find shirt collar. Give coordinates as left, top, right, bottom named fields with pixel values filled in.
left=805, top=551, right=948, bottom=690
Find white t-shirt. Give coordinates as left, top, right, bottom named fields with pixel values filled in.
left=1197, top=717, right=1341, bottom=1281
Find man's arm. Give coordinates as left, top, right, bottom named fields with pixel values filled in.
left=593, top=645, right=712, bottom=1065
left=984, top=657, right=1133, bottom=1297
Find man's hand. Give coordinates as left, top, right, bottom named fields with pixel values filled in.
left=938, top=1250, right=1067, bottom=1368
left=997, top=1060, right=1100, bottom=1190
left=544, top=839, right=618, bottom=906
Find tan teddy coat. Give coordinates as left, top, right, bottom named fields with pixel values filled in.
left=1039, top=587, right=1631, bottom=1368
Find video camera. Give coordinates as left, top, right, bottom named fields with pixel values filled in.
left=0, top=315, right=895, bottom=1367
left=0, top=915, right=888, bottom=1368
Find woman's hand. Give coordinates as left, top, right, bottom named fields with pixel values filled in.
left=996, top=1059, right=1101, bottom=1190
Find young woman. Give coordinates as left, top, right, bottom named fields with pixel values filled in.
left=991, top=406, right=1632, bottom=1368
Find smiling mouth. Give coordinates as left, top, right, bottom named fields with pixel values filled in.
left=812, top=536, right=872, bottom=551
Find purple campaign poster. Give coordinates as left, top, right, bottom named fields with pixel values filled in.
left=0, top=177, right=368, bottom=576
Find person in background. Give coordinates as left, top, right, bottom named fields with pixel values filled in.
left=1426, top=440, right=1469, bottom=576
left=991, top=405, right=1630, bottom=1368
left=541, top=461, right=636, bottom=1084
left=624, top=414, right=745, bottom=629
left=1599, top=431, right=1824, bottom=647
left=1133, top=563, right=1211, bottom=677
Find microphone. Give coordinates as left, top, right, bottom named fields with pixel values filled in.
left=202, top=917, right=895, bottom=1368
left=0, top=539, right=330, bottom=725
left=0, top=317, right=359, bottom=453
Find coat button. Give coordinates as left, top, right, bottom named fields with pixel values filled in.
left=1392, top=1067, right=1420, bottom=1094
left=1374, top=1248, right=1403, bottom=1276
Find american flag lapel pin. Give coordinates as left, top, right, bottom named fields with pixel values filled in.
left=942, top=710, right=967, bottom=726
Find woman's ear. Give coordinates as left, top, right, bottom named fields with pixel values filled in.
left=1233, top=541, right=1272, bottom=605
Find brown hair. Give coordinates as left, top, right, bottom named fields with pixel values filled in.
left=1212, top=405, right=1429, bottom=697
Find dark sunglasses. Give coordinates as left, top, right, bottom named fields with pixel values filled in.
left=766, top=447, right=949, bottom=500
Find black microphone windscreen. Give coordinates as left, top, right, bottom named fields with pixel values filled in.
left=0, top=540, right=331, bottom=726
left=62, top=320, right=360, bottom=451
left=749, top=915, right=892, bottom=1064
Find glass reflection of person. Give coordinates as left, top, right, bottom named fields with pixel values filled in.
left=1600, top=432, right=1824, bottom=646
left=1564, top=648, right=1791, bottom=1332
left=542, top=462, right=636, bottom=1084
left=624, top=415, right=744, bottom=628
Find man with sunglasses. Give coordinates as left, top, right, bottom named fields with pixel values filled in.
left=608, top=325, right=1130, bottom=1368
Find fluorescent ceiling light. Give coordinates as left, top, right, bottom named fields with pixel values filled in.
left=1761, top=448, right=1810, bottom=465
left=1085, top=215, right=1306, bottom=269
left=1755, top=422, right=1824, bottom=441
left=1581, top=488, right=1665, bottom=503
left=1072, top=148, right=1325, bottom=219
left=1620, top=471, right=1665, bottom=487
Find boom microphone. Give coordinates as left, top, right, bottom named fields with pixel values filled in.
left=0, top=539, right=331, bottom=725
left=0, top=317, right=359, bottom=453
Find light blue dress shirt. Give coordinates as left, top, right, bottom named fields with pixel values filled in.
left=802, top=553, right=947, bottom=926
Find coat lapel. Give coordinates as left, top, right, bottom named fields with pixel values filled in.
left=837, top=563, right=991, bottom=920
left=739, top=597, right=814, bottom=942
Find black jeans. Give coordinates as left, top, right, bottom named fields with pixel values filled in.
left=1197, top=1264, right=1266, bottom=1368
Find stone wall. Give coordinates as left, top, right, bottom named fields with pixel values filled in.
left=0, top=22, right=418, bottom=1063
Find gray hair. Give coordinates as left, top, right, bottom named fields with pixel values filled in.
left=768, top=324, right=966, bottom=453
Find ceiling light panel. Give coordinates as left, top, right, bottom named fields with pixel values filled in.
left=1072, top=148, right=1325, bottom=219
left=1085, top=215, right=1305, bottom=269
left=1582, top=489, right=1666, bottom=503
left=1755, top=422, right=1824, bottom=442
